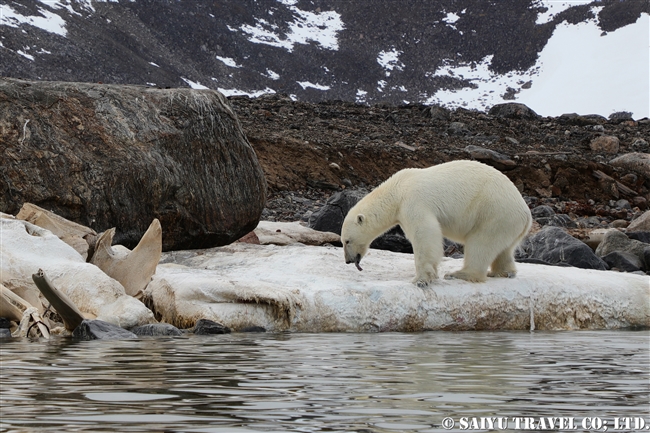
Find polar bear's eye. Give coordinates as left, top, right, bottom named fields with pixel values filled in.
left=345, top=240, right=350, bottom=245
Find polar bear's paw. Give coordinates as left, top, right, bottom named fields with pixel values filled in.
left=413, top=276, right=435, bottom=288
left=488, top=270, right=516, bottom=278
left=444, top=270, right=487, bottom=283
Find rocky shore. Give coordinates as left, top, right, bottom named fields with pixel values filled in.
left=228, top=94, right=650, bottom=274
left=1, top=81, right=648, bottom=340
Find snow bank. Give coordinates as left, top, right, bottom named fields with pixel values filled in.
left=146, top=242, right=649, bottom=332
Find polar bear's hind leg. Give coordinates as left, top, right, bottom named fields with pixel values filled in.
left=488, top=245, right=518, bottom=278
left=445, top=239, right=494, bottom=283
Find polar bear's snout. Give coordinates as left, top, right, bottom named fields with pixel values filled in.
left=346, top=253, right=363, bottom=271
left=343, top=243, right=364, bottom=271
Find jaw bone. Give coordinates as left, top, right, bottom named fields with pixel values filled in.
left=91, top=219, right=162, bottom=298
left=16, top=203, right=97, bottom=261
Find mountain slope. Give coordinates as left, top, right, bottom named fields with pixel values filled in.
left=1, top=0, right=647, bottom=116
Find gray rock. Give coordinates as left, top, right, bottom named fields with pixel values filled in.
left=488, top=103, right=539, bottom=119
left=595, top=229, right=649, bottom=270
left=448, top=122, right=469, bottom=135
left=309, top=190, right=368, bottom=235
left=615, top=199, right=631, bottom=210
left=608, top=111, right=633, bottom=123
left=601, top=251, right=642, bottom=272
left=626, top=232, right=650, bottom=244
left=531, top=205, right=555, bottom=218
left=193, top=319, right=231, bottom=335
left=0, top=78, right=266, bottom=251
left=643, top=247, right=650, bottom=273
left=427, top=105, right=451, bottom=121
left=609, top=153, right=650, bottom=180
left=130, top=323, right=183, bottom=337
left=72, top=320, right=138, bottom=341
left=0, top=317, right=12, bottom=329
left=546, top=214, right=578, bottom=229
left=628, top=210, right=650, bottom=232
left=518, top=226, right=608, bottom=270
left=309, top=189, right=413, bottom=253
left=0, top=328, right=12, bottom=339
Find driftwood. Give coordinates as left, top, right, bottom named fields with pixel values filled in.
left=1, top=284, right=50, bottom=338
left=592, top=170, right=637, bottom=197
left=32, top=269, right=84, bottom=332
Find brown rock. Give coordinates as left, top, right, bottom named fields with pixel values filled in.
left=236, top=231, right=261, bottom=245
left=632, top=196, right=648, bottom=210
left=464, top=145, right=516, bottom=171
left=590, top=135, right=620, bottom=153
left=0, top=78, right=266, bottom=251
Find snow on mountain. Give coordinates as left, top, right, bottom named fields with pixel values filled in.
left=0, top=0, right=647, bottom=118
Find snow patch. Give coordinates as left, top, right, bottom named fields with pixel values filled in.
left=356, top=89, right=368, bottom=104
left=1, top=4, right=68, bottom=37
left=377, top=48, right=405, bottom=76
left=216, top=55, right=242, bottom=68
left=297, top=81, right=330, bottom=91
left=181, top=78, right=209, bottom=90
left=424, top=11, right=649, bottom=118
left=264, top=69, right=280, bottom=80
left=17, top=49, right=34, bottom=61
left=216, top=87, right=276, bottom=98
left=231, top=5, right=344, bottom=52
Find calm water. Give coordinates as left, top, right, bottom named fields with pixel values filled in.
left=1, top=331, right=648, bottom=433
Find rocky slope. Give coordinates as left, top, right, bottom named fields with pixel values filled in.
left=230, top=95, right=649, bottom=230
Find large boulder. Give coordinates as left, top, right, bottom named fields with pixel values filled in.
left=609, top=153, right=650, bottom=180
left=595, top=229, right=650, bottom=271
left=0, top=78, right=266, bottom=251
left=518, top=226, right=608, bottom=270
left=488, top=103, right=539, bottom=120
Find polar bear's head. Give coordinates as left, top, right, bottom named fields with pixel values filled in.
left=341, top=212, right=370, bottom=271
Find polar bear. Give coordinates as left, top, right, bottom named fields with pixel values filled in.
left=341, top=160, right=532, bottom=285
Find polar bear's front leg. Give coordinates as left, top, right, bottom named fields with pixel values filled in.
left=403, top=215, right=443, bottom=287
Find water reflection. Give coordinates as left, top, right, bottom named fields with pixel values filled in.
left=1, top=331, right=648, bottom=432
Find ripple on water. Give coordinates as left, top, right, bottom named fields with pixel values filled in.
left=0, top=331, right=648, bottom=432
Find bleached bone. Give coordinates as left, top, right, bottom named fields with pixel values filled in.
left=16, top=203, right=97, bottom=260
left=32, top=269, right=85, bottom=332
left=91, top=219, right=162, bottom=297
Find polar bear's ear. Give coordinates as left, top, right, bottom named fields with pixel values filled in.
left=356, top=214, right=365, bottom=225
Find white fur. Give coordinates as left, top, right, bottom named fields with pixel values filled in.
left=341, top=160, right=532, bottom=285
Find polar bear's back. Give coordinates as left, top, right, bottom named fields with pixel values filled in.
left=391, top=160, right=530, bottom=241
